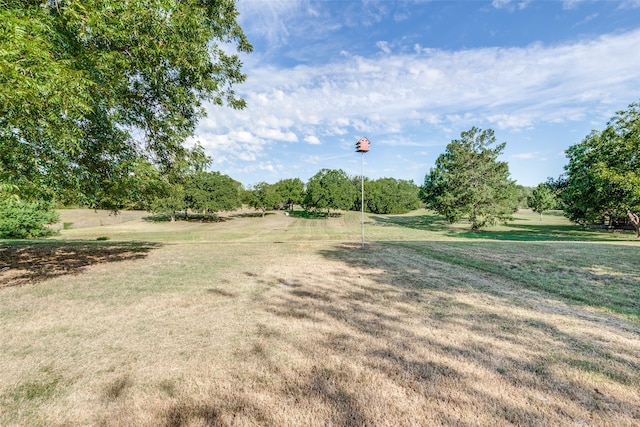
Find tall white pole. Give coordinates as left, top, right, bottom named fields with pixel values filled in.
left=361, top=151, right=365, bottom=250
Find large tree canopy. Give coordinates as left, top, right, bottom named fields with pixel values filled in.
left=273, top=178, right=305, bottom=210
left=563, top=102, right=640, bottom=236
left=304, top=169, right=356, bottom=214
left=245, top=181, right=279, bottom=217
left=421, top=127, right=518, bottom=230
left=0, top=0, right=251, bottom=208
left=359, top=178, right=422, bottom=214
left=184, top=171, right=241, bottom=218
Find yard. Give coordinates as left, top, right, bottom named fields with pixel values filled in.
left=0, top=209, right=638, bottom=426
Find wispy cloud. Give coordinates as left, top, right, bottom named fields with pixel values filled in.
left=198, top=28, right=640, bottom=152
left=492, top=0, right=532, bottom=11
left=511, top=152, right=543, bottom=160
left=197, top=1, right=640, bottom=186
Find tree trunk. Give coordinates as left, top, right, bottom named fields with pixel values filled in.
left=627, top=210, right=640, bottom=238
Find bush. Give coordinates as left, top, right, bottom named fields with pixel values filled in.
left=0, top=198, right=59, bottom=239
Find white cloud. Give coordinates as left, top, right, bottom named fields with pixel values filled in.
left=563, top=0, right=584, bottom=10
left=304, top=135, right=321, bottom=145
left=492, top=0, right=511, bottom=9
left=511, top=152, right=539, bottom=160
left=492, top=0, right=531, bottom=11
left=195, top=29, right=640, bottom=178
left=236, top=0, right=304, bottom=45
left=254, top=128, right=298, bottom=142
left=376, top=41, right=392, bottom=54
left=486, top=114, right=533, bottom=130
left=620, top=0, right=640, bottom=9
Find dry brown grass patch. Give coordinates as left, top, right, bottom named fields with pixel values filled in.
left=1, top=238, right=638, bottom=426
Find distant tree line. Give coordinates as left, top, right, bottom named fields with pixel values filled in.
left=3, top=104, right=639, bottom=237
left=243, top=171, right=422, bottom=217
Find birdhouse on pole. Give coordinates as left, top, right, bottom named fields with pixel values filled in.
left=355, top=137, right=370, bottom=153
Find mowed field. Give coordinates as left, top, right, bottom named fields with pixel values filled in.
left=1, top=209, right=639, bottom=426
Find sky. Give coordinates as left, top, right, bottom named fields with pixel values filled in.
left=191, top=0, right=640, bottom=188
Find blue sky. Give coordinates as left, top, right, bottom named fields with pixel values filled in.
left=192, top=0, right=640, bottom=188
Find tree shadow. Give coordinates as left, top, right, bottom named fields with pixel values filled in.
left=229, top=212, right=275, bottom=218
left=364, top=240, right=639, bottom=319
left=242, top=242, right=640, bottom=425
left=161, top=399, right=273, bottom=427
left=0, top=240, right=162, bottom=288
left=144, top=213, right=230, bottom=223
left=371, top=213, right=452, bottom=233
left=371, top=214, right=636, bottom=242
left=457, top=223, right=632, bottom=241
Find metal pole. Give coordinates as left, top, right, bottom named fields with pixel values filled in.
left=361, top=151, right=365, bottom=250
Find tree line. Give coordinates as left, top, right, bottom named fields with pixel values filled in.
left=151, top=170, right=422, bottom=222
left=4, top=101, right=639, bottom=237
left=3, top=101, right=638, bottom=237
left=2, top=3, right=638, bottom=237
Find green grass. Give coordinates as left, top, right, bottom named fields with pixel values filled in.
left=0, top=207, right=639, bottom=426
left=372, top=209, right=638, bottom=242
left=384, top=240, right=640, bottom=321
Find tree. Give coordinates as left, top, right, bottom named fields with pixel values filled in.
left=151, top=184, right=187, bottom=222
left=359, top=178, right=422, bottom=214
left=273, top=178, right=305, bottom=210
left=0, top=198, right=59, bottom=239
left=304, top=169, right=357, bottom=215
left=184, top=172, right=241, bottom=218
left=528, top=184, right=556, bottom=220
left=246, top=182, right=279, bottom=217
left=514, top=185, right=533, bottom=210
left=1, top=1, right=251, bottom=208
left=563, top=102, right=640, bottom=236
left=421, top=127, right=518, bottom=230
left=545, top=175, right=568, bottom=210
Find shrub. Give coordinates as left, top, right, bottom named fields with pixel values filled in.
left=0, top=198, right=59, bottom=239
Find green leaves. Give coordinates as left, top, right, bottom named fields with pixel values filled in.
left=304, top=169, right=357, bottom=213
left=0, top=198, right=59, bottom=239
left=1, top=0, right=251, bottom=208
left=363, top=178, right=422, bottom=214
left=563, top=102, right=640, bottom=229
left=245, top=182, right=280, bottom=216
left=184, top=172, right=241, bottom=216
left=273, top=178, right=305, bottom=209
left=528, top=184, right=556, bottom=220
left=422, top=127, right=517, bottom=230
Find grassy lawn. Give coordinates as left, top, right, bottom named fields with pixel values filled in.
left=0, top=209, right=638, bottom=426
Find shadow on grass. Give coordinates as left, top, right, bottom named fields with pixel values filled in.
left=0, top=240, right=162, bottom=289
left=144, top=213, right=230, bottom=223
left=288, top=210, right=343, bottom=219
left=371, top=213, right=451, bottom=232
left=370, top=240, right=639, bottom=320
left=455, top=223, right=605, bottom=241
left=244, top=242, right=639, bottom=424
left=229, top=212, right=276, bottom=218
left=372, top=213, right=636, bottom=242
